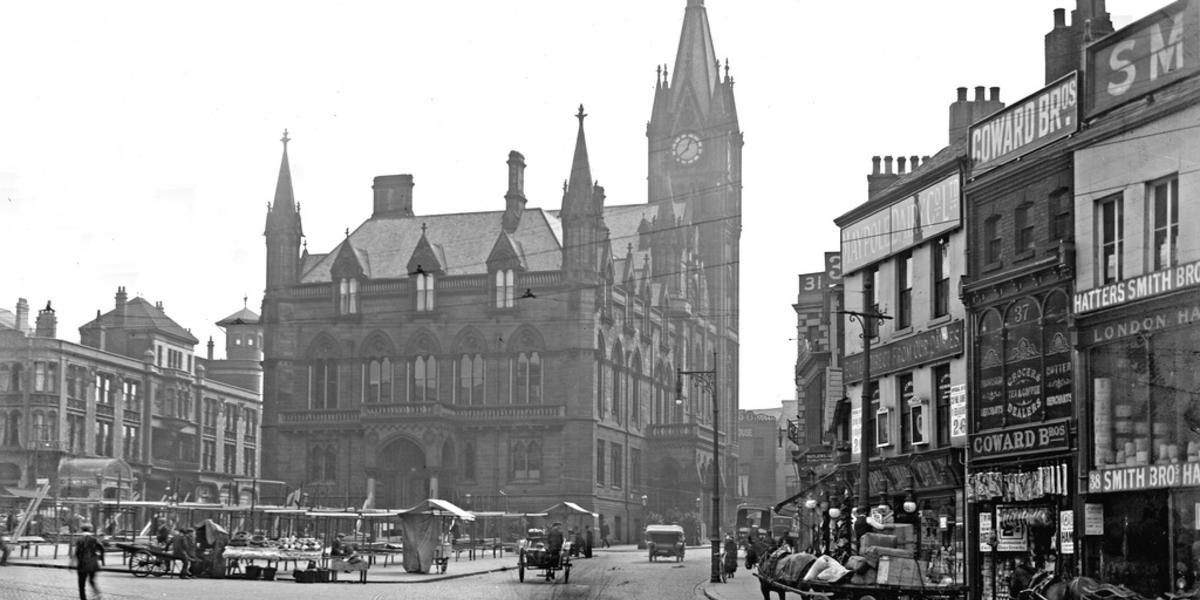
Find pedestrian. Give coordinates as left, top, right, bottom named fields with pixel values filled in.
left=155, top=519, right=171, bottom=547
left=1, top=519, right=11, bottom=566
left=547, top=522, right=565, bottom=559
left=600, top=520, right=610, bottom=549
left=73, top=523, right=104, bottom=600
left=583, top=525, right=594, bottom=558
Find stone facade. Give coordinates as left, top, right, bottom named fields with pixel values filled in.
left=260, top=0, right=742, bottom=542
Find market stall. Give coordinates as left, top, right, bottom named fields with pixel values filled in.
left=397, top=499, right=473, bottom=573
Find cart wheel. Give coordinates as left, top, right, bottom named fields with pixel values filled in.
left=151, top=558, right=170, bottom=577
left=858, top=595, right=877, bottom=600
left=131, top=554, right=153, bottom=578
left=563, top=563, right=570, bottom=584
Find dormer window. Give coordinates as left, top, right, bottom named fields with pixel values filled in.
left=339, top=278, right=359, bottom=314
left=416, top=273, right=435, bottom=312
left=495, top=269, right=515, bottom=308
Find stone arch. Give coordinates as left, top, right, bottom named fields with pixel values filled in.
left=405, top=328, right=442, bottom=356
left=377, top=434, right=429, bottom=509
left=360, top=329, right=396, bottom=357
left=505, top=324, right=545, bottom=353
left=304, top=332, right=342, bottom=358
left=450, top=326, right=488, bottom=354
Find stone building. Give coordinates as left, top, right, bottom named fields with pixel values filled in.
left=0, top=292, right=262, bottom=505
left=259, top=0, right=742, bottom=543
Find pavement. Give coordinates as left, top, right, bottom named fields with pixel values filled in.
left=1, top=542, right=655, bottom=583
left=698, top=566, right=765, bottom=600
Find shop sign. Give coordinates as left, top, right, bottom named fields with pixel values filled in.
left=950, top=384, right=968, bottom=441
left=1074, top=259, right=1200, bottom=314
left=1084, top=503, right=1104, bottom=535
left=1081, top=304, right=1200, bottom=344
left=798, top=270, right=834, bottom=305
left=1088, top=459, right=1200, bottom=492
left=825, top=252, right=843, bottom=282
left=980, top=512, right=994, bottom=552
left=1086, top=0, right=1200, bottom=116
left=996, top=505, right=1030, bottom=551
left=850, top=407, right=862, bottom=457
left=911, top=453, right=961, bottom=488
left=970, top=418, right=1071, bottom=460
left=843, top=320, right=964, bottom=383
left=840, top=173, right=960, bottom=273
left=970, top=72, right=1078, bottom=173
left=1060, top=510, right=1075, bottom=554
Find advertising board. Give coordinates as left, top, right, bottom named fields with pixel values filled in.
left=970, top=72, right=1078, bottom=173
left=1087, top=0, right=1200, bottom=115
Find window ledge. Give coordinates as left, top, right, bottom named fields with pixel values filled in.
left=981, top=261, right=1003, bottom=274
left=927, top=314, right=953, bottom=326
left=1012, top=249, right=1035, bottom=263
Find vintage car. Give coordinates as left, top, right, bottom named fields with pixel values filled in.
left=517, top=528, right=571, bottom=583
left=645, top=524, right=686, bottom=562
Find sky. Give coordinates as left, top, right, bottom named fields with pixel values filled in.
left=0, top=0, right=1164, bottom=409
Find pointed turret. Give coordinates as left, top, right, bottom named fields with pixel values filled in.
left=670, top=0, right=719, bottom=117
left=561, top=106, right=605, bottom=282
left=563, top=105, right=594, bottom=215
left=265, top=130, right=304, bottom=291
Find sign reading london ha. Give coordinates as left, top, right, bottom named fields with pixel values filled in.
left=970, top=72, right=1078, bottom=174
left=1086, top=0, right=1200, bottom=116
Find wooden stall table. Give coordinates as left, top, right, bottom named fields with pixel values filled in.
left=329, top=557, right=368, bottom=583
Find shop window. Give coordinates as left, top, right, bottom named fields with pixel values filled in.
left=1097, top=194, right=1124, bottom=284
left=1149, top=176, right=1179, bottom=270
left=934, top=365, right=952, bottom=447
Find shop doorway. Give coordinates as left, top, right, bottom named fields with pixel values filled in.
left=1092, top=491, right=1169, bottom=596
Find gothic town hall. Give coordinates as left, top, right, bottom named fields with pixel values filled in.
left=260, top=0, right=741, bottom=542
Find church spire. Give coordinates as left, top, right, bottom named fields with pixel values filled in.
left=671, top=0, right=719, bottom=114
left=564, top=105, right=593, bottom=207
left=265, top=129, right=303, bottom=290
left=273, top=129, right=296, bottom=214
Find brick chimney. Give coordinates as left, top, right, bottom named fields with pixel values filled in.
left=35, top=301, right=56, bottom=338
left=867, top=155, right=901, bottom=199
left=948, top=86, right=1004, bottom=147
left=1046, top=1, right=1113, bottom=84
left=14, top=298, right=29, bottom=336
left=115, top=286, right=128, bottom=324
left=372, top=174, right=415, bottom=218
left=502, top=151, right=527, bottom=233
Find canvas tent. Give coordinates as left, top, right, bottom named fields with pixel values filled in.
left=398, top=499, right=473, bottom=573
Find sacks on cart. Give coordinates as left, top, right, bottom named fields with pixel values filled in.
left=802, top=554, right=852, bottom=583
left=774, top=552, right=815, bottom=586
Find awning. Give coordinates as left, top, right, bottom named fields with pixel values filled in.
left=542, top=501, right=599, bottom=517
left=57, top=458, right=133, bottom=489
left=392, top=499, right=474, bottom=521
left=773, top=469, right=844, bottom=513
left=0, top=485, right=42, bottom=499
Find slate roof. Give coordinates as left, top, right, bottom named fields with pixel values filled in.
left=301, top=208, right=565, bottom=282
left=0, top=308, right=14, bottom=330
left=215, top=307, right=260, bottom=327
left=81, top=297, right=200, bottom=345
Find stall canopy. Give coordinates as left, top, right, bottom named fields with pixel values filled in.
left=397, top=499, right=473, bottom=574
left=542, top=501, right=598, bottom=517
left=58, top=458, right=133, bottom=497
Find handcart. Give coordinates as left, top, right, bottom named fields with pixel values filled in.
left=516, top=528, right=571, bottom=583
left=117, top=542, right=176, bottom=578
left=755, top=573, right=967, bottom=600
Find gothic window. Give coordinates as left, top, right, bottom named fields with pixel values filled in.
left=495, top=269, right=515, bottom=308
left=416, top=273, right=436, bottom=311
left=458, top=354, right=485, bottom=405
left=611, top=344, right=623, bottom=423
left=338, top=278, right=359, bottom=314
left=363, top=358, right=393, bottom=403
left=308, top=444, right=337, bottom=482
left=309, top=360, right=340, bottom=409
left=463, top=442, right=476, bottom=481
left=511, top=352, right=542, bottom=404
left=511, top=440, right=542, bottom=481
left=596, top=334, right=606, bottom=417
left=631, top=352, right=642, bottom=425
left=411, top=355, right=438, bottom=402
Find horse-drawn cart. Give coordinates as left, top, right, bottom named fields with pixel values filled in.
left=516, top=528, right=571, bottom=583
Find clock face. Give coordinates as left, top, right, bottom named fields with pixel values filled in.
left=672, top=133, right=702, bottom=164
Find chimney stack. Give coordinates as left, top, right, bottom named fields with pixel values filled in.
left=15, top=298, right=29, bottom=336
left=867, top=155, right=902, bottom=199
left=897, top=156, right=907, bottom=174
left=207, top=337, right=215, bottom=360
left=35, top=301, right=56, bottom=338
left=115, top=286, right=128, bottom=323
left=949, top=85, right=1005, bottom=146
left=1046, top=1, right=1113, bottom=84
left=910, top=155, right=920, bottom=171
left=372, top=174, right=415, bottom=218
left=502, top=151, right=527, bottom=233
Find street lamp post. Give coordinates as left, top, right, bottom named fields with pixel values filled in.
left=837, top=281, right=891, bottom=518
left=677, top=350, right=722, bottom=584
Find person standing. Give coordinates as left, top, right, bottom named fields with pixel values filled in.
left=600, top=520, right=610, bottom=549
left=73, top=524, right=105, bottom=600
left=583, top=525, right=594, bottom=558
left=170, top=527, right=196, bottom=578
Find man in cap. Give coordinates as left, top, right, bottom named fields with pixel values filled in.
left=547, top=522, right=565, bottom=561
left=73, top=523, right=105, bottom=600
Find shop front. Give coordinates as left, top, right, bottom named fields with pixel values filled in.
left=1078, top=290, right=1200, bottom=597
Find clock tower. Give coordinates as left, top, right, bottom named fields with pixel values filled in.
left=647, top=0, right=742, bottom=332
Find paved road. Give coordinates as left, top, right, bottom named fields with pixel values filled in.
left=0, top=549, right=720, bottom=600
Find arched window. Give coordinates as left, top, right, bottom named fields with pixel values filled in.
left=611, top=344, right=623, bottom=423
left=463, top=442, right=477, bottom=481
left=528, top=353, right=541, bottom=404
left=7, top=411, right=21, bottom=448
left=32, top=411, right=46, bottom=442
left=363, top=358, right=392, bottom=403
left=412, top=355, right=438, bottom=402
left=510, top=441, right=525, bottom=479
left=511, top=352, right=542, bottom=404
left=631, top=353, right=642, bottom=425
left=46, top=410, right=58, bottom=441
left=416, top=273, right=436, bottom=311
left=495, top=269, right=515, bottom=308
left=596, top=334, right=606, bottom=417
left=458, top=354, right=485, bottom=405
left=309, top=359, right=340, bottom=409
left=527, top=440, right=542, bottom=480
left=339, top=278, right=359, bottom=314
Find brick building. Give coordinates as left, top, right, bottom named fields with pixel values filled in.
left=0, top=292, right=262, bottom=505
left=260, top=0, right=742, bottom=542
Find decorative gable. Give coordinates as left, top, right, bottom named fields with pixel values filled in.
left=330, top=240, right=369, bottom=280
left=406, top=227, right=445, bottom=276
left=486, top=231, right=527, bottom=272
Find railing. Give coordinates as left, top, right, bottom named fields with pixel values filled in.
left=450, top=404, right=565, bottom=419
left=362, top=403, right=446, bottom=418
left=67, top=398, right=86, bottom=412
left=96, top=404, right=114, bottom=417
left=646, top=423, right=699, bottom=440
left=278, top=409, right=360, bottom=424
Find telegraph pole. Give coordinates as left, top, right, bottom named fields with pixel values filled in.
left=837, top=275, right=891, bottom=514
